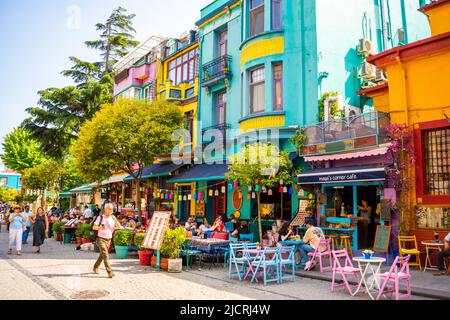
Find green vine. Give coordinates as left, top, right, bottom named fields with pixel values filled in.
left=289, top=128, right=308, bottom=151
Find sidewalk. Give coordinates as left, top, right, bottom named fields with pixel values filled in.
left=296, top=263, right=450, bottom=300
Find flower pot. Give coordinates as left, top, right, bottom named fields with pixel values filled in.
left=63, top=233, right=72, bottom=244
left=55, top=233, right=63, bottom=242
left=151, top=256, right=168, bottom=270
left=138, top=250, right=153, bottom=266
left=76, top=237, right=82, bottom=245
left=81, top=238, right=93, bottom=244
left=115, top=245, right=129, bottom=259
left=167, top=258, right=183, bottom=273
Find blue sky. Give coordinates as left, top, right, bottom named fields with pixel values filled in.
left=0, top=0, right=211, bottom=168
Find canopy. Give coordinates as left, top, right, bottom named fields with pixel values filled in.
left=59, top=191, right=73, bottom=198
left=304, top=146, right=389, bottom=162
left=124, top=163, right=185, bottom=182
left=168, top=164, right=229, bottom=183
left=298, top=165, right=386, bottom=185
left=69, top=183, right=97, bottom=194
left=101, top=173, right=130, bottom=186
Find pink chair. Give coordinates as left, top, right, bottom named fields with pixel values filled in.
left=331, top=249, right=362, bottom=295
left=308, top=238, right=332, bottom=272
left=375, top=255, right=411, bottom=300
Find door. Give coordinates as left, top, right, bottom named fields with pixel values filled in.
left=213, top=181, right=227, bottom=221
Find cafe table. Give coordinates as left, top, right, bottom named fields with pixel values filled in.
left=421, top=241, right=445, bottom=272
left=352, top=256, right=386, bottom=300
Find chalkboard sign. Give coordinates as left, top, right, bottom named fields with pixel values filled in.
left=373, top=225, right=391, bottom=253
left=141, top=211, right=171, bottom=251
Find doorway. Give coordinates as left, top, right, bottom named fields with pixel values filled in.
left=212, top=181, right=227, bottom=221
left=357, top=186, right=379, bottom=249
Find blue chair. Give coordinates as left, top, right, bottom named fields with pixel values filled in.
left=180, top=242, right=203, bottom=270
left=225, top=221, right=234, bottom=232
left=278, top=246, right=296, bottom=283
left=224, top=237, right=239, bottom=267
left=239, top=233, right=254, bottom=242
left=228, top=243, right=247, bottom=280
left=251, top=248, right=280, bottom=286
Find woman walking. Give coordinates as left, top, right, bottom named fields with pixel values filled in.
left=30, top=207, right=48, bottom=253
left=7, top=205, right=26, bottom=256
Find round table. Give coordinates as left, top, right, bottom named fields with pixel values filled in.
left=421, top=241, right=444, bottom=272
left=352, top=256, right=386, bottom=300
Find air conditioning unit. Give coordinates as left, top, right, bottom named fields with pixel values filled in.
left=357, top=38, right=375, bottom=56
left=359, top=62, right=377, bottom=80
left=375, top=68, right=387, bottom=82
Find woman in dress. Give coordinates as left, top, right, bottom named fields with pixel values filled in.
left=30, top=207, right=49, bottom=253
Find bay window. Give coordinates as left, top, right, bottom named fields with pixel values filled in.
left=250, top=67, right=265, bottom=114
left=250, top=0, right=265, bottom=37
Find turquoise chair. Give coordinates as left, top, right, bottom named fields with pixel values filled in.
left=250, top=248, right=280, bottom=286
left=223, top=237, right=239, bottom=267
left=278, top=246, right=296, bottom=283
left=225, top=221, right=234, bottom=232
left=228, top=243, right=247, bottom=280
left=239, top=233, right=254, bottom=242
left=180, top=243, right=203, bottom=270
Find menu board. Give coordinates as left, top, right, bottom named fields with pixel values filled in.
left=373, top=225, right=391, bottom=253
left=141, top=211, right=171, bottom=251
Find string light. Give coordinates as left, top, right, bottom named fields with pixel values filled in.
left=247, top=193, right=251, bottom=200
left=183, top=195, right=187, bottom=201
left=289, top=187, right=294, bottom=195
left=283, top=186, right=288, bottom=193
left=169, top=194, right=174, bottom=200
left=193, top=193, right=197, bottom=200
left=188, top=194, right=192, bottom=200
left=209, top=190, right=213, bottom=197
left=165, top=194, right=169, bottom=200
left=279, top=186, right=283, bottom=193
left=199, top=192, right=203, bottom=199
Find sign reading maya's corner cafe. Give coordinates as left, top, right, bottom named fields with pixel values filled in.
left=298, top=168, right=386, bottom=185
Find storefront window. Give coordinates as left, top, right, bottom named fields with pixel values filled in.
left=250, top=67, right=265, bottom=114
left=424, top=128, right=450, bottom=196
left=250, top=0, right=265, bottom=37
left=416, top=207, right=450, bottom=230
left=0, top=177, right=7, bottom=187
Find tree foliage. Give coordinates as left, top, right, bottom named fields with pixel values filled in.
left=71, top=98, right=184, bottom=218
left=0, top=128, right=45, bottom=173
left=21, top=159, right=63, bottom=191
left=21, top=7, right=138, bottom=159
left=0, top=188, right=20, bottom=203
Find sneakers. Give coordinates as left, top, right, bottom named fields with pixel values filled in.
left=304, top=261, right=312, bottom=271
left=433, top=271, right=447, bottom=277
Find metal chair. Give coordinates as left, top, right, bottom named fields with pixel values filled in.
left=278, top=246, right=296, bottom=283
left=239, top=233, right=254, bottom=242
left=180, top=242, right=203, bottom=270
left=251, top=247, right=280, bottom=286
left=228, top=243, right=247, bottom=280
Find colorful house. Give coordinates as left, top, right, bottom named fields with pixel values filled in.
left=0, top=170, right=21, bottom=191
left=358, top=0, right=450, bottom=245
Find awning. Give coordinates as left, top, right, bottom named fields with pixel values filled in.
left=168, top=164, right=229, bottom=184
left=70, top=183, right=97, bottom=194
left=298, top=165, right=386, bottom=185
left=304, top=147, right=389, bottom=162
left=59, top=191, right=73, bottom=198
left=101, top=173, right=130, bottom=186
left=124, top=163, right=185, bottom=182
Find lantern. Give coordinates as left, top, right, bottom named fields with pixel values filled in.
left=183, top=195, right=187, bottom=201
left=289, top=187, right=294, bottom=195
left=188, top=194, right=192, bottom=200
left=248, top=186, right=252, bottom=192
left=255, top=184, right=260, bottom=192
left=153, top=192, right=157, bottom=198
left=165, top=194, right=169, bottom=200
left=169, top=194, right=174, bottom=200
left=228, top=183, right=233, bottom=191
left=157, top=192, right=161, bottom=198
left=215, top=190, right=219, bottom=197
left=247, top=193, right=251, bottom=200
left=178, top=195, right=183, bottom=201
left=234, top=181, right=239, bottom=188
left=268, top=189, right=273, bottom=196
left=161, top=193, right=165, bottom=199
left=280, top=179, right=284, bottom=185
left=239, top=192, right=243, bottom=199
left=308, top=193, right=314, bottom=200
left=279, top=186, right=284, bottom=193
left=221, top=186, right=226, bottom=194
left=193, top=193, right=197, bottom=200
left=252, top=192, right=256, bottom=199
left=199, top=192, right=203, bottom=199
left=294, top=184, right=299, bottom=191
left=209, top=190, right=213, bottom=197
left=283, top=186, right=288, bottom=193
left=145, top=187, right=149, bottom=194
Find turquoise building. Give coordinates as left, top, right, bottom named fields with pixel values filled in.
left=0, top=170, right=21, bottom=191
left=168, top=0, right=430, bottom=223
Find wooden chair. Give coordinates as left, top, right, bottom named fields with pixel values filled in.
left=327, top=235, right=338, bottom=251
left=339, top=235, right=353, bottom=256
left=398, top=236, right=422, bottom=271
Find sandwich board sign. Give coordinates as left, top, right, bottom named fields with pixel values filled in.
left=373, top=225, right=391, bottom=253
left=142, top=211, right=171, bottom=251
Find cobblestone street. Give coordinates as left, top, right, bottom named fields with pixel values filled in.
left=0, top=232, right=430, bottom=300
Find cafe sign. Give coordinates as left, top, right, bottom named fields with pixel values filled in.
left=298, top=166, right=386, bottom=185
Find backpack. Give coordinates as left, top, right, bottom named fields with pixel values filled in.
left=92, top=215, right=104, bottom=240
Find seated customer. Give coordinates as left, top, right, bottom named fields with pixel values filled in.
left=279, top=222, right=296, bottom=242
left=197, top=218, right=212, bottom=237
left=231, top=221, right=250, bottom=240
left=434, top=232, right=450, bottom=276
left=210, top=216, right=225, bottom=232
left=299, top=218, right=325, bottom=271
left=185, top=217, right=196, bottom=231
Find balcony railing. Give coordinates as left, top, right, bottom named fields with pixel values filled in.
left=201, top=55, right=232, bottom=87
left=300, top=111, right=390, bottom=156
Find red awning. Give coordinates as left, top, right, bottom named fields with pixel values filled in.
left=304, top=146, right=389, bottom=162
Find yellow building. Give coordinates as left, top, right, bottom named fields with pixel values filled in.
left=358, top=0, right=450, bottom=242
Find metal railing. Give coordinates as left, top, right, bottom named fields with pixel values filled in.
left=201, top=55, right=232, bottom=84
left=303, top=111, right=390, bottom=146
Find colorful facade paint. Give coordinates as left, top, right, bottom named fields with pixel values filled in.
left=358, top=0, right=450, bottom=243
left=0, top=170, right=21, bottom=191
left=192, top=0, right=430, bottom=223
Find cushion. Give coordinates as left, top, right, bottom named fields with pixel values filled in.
left=211, top=232, right=229, bottom=240
left=334, top=266, right=360, bottom=273
left=401, top=249, right=420, bottom=255
left=378, top=271, right=409, bottom=279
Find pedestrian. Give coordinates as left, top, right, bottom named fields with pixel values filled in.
left=434, top=232, right=450, bottom=276
left=92, top=203, right=121, bottom=278
left=22, top=205, right=33, bottom=245
left=30, top=207, right=49, bottom=254
left=7, top=205, right=26, bottom=256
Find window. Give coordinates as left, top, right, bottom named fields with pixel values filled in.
left=133, top=88, right=141, bottom=100
left=273, top=63, right=283, bottom=111
left=250, top=0, right=265, bottom=37
left=250, top=67, right=265, bottom=114
left=218, top=29, right=228, bottom=57
left=216, top=91, right=227, bottom=125
left=0, top=177, right=7, bottom=187
left=167, top=48, right=199, bottom=86
left=143, top=85, right=154, bottom=103
left=184, top=111, right=194, bottom=144
left=424, top=128, right=450, bottom=196
left=272, top=0, right=282, bottom=30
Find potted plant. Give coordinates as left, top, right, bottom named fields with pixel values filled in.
left=75, top=225, right=83, bottom=245
left=113, top=229, right=134, bottom=259
left=81, top=224, right=93, bottom=244
left=134, top=233, right=153, bottom=266
left=151, top=227, right=186, bottom=272
left=52, top=222, right=65, bottom=241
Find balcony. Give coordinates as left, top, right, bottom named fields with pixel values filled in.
left=201, top=55, right=232, bottom=90
left=300, top=111, right=390, bottom=156
left=158, top=78, right=198, bottom=101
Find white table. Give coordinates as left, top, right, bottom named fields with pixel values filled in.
left=421, top=241, right=444, bottom=272
left=352, top=256, right=386, bottom=300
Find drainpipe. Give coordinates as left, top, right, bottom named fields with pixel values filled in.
left=395, top=56, right=409, bottom=126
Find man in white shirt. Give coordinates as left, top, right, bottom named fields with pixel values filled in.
left=83, top=205, right=93, bottom=219
left=434, top=232, right=450, bottom=276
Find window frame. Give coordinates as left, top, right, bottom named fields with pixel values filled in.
left=249, top=66, right=266, bottom=115
left=271, top=0, right=282, bottom=30
left=167, top=48, right=199, bottom=86
left=414, top=119, right=450, bottom=205
left=0, top=177, right=8, bottom=187
left=249, top=0, right=265, bottom=37
left=272, top=62, right=283, bottom=111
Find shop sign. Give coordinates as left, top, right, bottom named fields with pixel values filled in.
left=299, top=169, right=385, bottom=185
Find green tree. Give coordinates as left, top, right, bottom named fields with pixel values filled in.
left=0, top=128, right=45, bottom=173
left=318, top=91, right=343, bottom=122
left=0, top=188, right=20, bottom=203
left=22, top=7, right=138, bottom=159
left=71, top=99, right=184, bottom=221
left=225, top=143, right=298, bottom=242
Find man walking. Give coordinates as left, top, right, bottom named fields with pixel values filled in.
left=434, top=232, right=450, bottom=276
left=22, top=205, right=33, bottom=244
left=92, top=203, right=121, bottom=278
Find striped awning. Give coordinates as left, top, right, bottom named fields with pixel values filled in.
left=304, top=146, right=389, bottom=162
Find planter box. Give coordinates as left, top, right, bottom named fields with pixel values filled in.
left=151, top=256, right=168, bottom=270
left=76, top=237, right=82, bottom=246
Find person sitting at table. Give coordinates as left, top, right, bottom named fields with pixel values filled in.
left=210, top=216, right=225, bottom=232
left=299, top=218, right=325, bottom=271
left=434, top=232, right=450, bottom=276
left=185, top=217, right=196, bottom=232
left=231, top=221, right=250, bottom=240
left=119, top=215, right=137, bottom=230
left=197, top=218, right=212, bottom=237
left=279, top=222, right=296, bottom=242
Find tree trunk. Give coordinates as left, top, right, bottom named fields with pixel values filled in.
left=134, top=178, right=142, bottom=223
left=257, top=192, right=262, bottom=244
